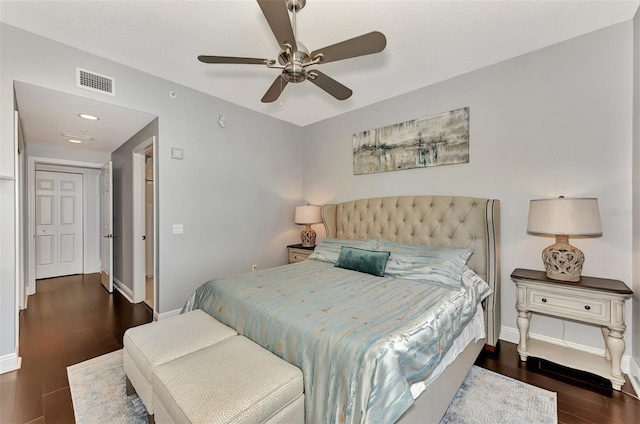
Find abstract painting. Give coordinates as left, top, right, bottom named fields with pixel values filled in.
left=353, top=107, right=469, bottom=175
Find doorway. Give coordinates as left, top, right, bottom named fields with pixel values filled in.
left=144, top=150, right=154, bottom=308
left=133, top=137, right=156, bottom=312
left=27, top=158, right=104, bottom=296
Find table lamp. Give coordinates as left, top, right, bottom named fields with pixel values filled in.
left=527, top=196, right=602, bottom=282
left=295, top=205, right=322, bottom=247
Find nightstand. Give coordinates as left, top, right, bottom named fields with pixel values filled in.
left=287, top=244, right=315, bottom=264
left=511, top=268, right=633, bottom=390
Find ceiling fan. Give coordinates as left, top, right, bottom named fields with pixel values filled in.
left=198, top=0, right=387, bottom=103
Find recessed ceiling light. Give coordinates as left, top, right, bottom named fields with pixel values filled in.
left=78, top=113, right=99, bottom=121
left=67, top=139, right=83, bottom=144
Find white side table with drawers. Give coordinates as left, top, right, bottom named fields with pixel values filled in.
left=287, top=244, right=315, bottom=264
left=511, top=268, right=633, bottom=391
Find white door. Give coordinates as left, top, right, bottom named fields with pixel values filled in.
left=35, top=171, right=83, bottom=279
left=57, top=173, right=84, bottom=276
left=100, top=161, right=113, bottom=293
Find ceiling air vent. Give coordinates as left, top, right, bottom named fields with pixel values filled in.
left=76, top=68, right=115, bottom=96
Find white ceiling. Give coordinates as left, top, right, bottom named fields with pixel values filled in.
left=14, top=81, right=157, bottom=153
left=2, top=0, right=639, bottom=151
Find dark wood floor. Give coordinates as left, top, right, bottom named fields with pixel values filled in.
left=0, top=274, right=152, bottom=424
left=475, top=343, right=639, bottom=423
left=1, top=274, right=638, bottom=423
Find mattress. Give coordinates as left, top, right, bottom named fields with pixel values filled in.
left=410, top=305, right=485, bottom=399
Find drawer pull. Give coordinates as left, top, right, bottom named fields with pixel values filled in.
left=584, top=305, right=591, bottom=310
left=541, top=298, right=547, bottom=303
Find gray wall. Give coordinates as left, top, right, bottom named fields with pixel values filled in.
left=0, top=23, right=304, bottom=361
left=632, top=8, right=640, bottom=377
left=301, top=23, right=635, bottom=356
left=0, top=83, right=18, bottom=368
left=111, top=119, right=158, bottom=292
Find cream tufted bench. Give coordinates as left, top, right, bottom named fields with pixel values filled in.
left=123, top=309, right=238, bottom=419
left=153, top=335, right=305, bottom=424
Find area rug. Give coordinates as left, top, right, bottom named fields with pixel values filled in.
left=67, top=350, right=147, bottom=424
left=440, top=365, right=557, bottom=424
left=68, top=349, right=557, bottom=424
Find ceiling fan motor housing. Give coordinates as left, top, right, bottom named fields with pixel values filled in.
left=283, top=62, right=307, bottom=82
left=279, top=41, right=310, bottom=83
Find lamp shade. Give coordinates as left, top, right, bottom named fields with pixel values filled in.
left=295, top=205, right=321, bottom=225
left=527, top=197, right=602, bottom=236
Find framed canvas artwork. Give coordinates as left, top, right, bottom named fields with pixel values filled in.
left=353, top=107, right=469, bottom=175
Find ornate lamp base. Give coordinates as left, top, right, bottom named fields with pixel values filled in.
left=542, top=235, right=584, bottom=282
left=300, top=224, right=316, bottom=247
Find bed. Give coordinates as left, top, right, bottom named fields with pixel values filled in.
left=183, top=195, right=500, bottom=423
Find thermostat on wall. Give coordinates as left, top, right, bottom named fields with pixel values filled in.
left=171, top=148, right=183, bottom=160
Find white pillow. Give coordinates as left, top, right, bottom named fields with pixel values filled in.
left=308, top=238, right=380, bottom=264
left=379, top=240, right=473, bottom=289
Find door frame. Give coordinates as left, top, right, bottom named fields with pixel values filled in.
left=15, top=113, right=24, bottom=311
left=132, top=136, right=157, bottom=307
left=27, top=157, right=102, bottom=296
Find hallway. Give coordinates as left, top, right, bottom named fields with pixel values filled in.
left=0, top=274, right=152, bottom=423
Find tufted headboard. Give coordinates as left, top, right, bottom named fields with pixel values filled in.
left=321, top=195, right=501, bottom=348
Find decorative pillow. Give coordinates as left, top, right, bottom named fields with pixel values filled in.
left=334, top=247, right=391, bottom=277
left=308, top=238, right=380, bottom=264
left=380, top=240, right=473, bottom=289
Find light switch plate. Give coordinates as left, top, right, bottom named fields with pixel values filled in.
left=172, top=224, right=184, bottom=234
left=171, top=148, right=183, bottom=160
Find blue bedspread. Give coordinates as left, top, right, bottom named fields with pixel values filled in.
left=183, top=259, right=490, bottom=424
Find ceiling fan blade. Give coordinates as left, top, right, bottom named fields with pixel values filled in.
left=198, top=55, right=270, bottom=65
left=257, top=0, right=297, bottom=51
left=310, top=31, right=386, bottom=64
left=261, top=75, right=288, bottom=103
left=307, top=70, right=352, bottom=101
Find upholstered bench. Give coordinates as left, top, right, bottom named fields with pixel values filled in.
left=153, top=335, right=305, bottom=424
left=123, top=309, right=238, bottom=418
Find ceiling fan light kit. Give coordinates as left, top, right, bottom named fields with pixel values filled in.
left=198, top=0, right=386, bottom=103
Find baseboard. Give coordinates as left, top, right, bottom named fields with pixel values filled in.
left=155, top=308, right=181, bottom=321
left=629, top=357, right=640, bottom=395
left=114, top=278, right=134, bottom=304
left=0, top=353, right=22, bottom=375
left=500, top=325, right=632, bottom=374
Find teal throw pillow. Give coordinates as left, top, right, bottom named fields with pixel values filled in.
left=334, top=247, right=391, bottom=277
